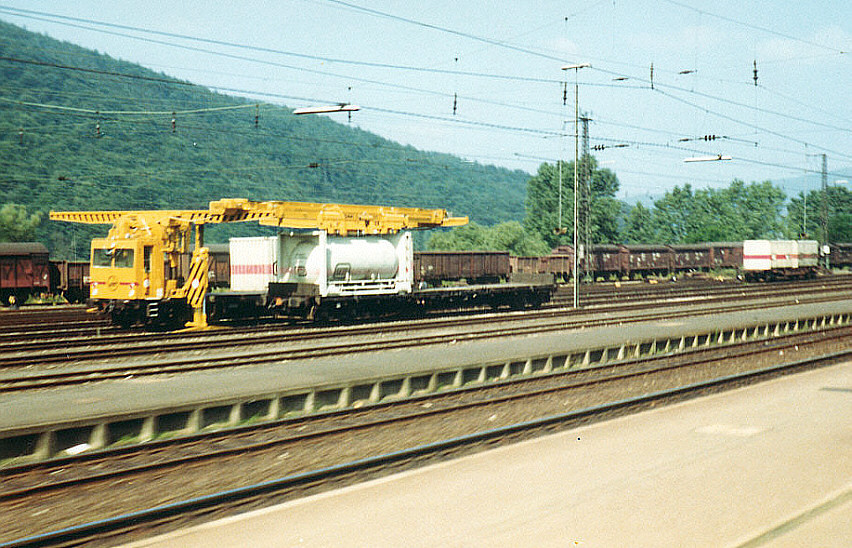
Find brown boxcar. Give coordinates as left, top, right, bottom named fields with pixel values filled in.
left=830, top=243, right=852, bottom=268
left=415, top=251, right=510, bottom=285
left=0, top=242, right=50, bottom=303
left=509, top=255, right=543, bottom=275
left=624, top=244, right=673, bottom=277
left=177, top=244, right=231, bottom=288
left=542, top=252, right=574, bottom=281
left=586, top=244, right=628, bottom=278
left=206, top=244, right=231, bottom=287
left=670, top=244, right=713, bottom=271
left=708, top=242, right=744, bottom=269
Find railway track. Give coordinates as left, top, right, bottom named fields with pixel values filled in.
left=0, top=276, right=847, bottom=357
left=2, top=326, right=848, bottom=547
left=0, top=305, right=88, bottom=324
left=3, top=275, right=849, bottom=359
left=555, top=275, right=850, bottom=306
left=1, top=289, right=849, bottom=392
left=0, top=306, right=113, bottom=344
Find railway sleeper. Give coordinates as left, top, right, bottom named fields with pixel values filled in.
left=1, top=311, right=850, bottom=467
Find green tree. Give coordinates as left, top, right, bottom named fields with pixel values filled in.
left=427, top=223, right=491, bottom=250
left=523, top=156, right=621, bottom=249
left=787, top=186, right=852, bottom=242
left=647, top=180, right=786, bottom=243
left=647, top=184, right=697, bottom=243
left=486, top=221, right=551, bottom=256
left=0, top=203, right=42, bottom=242
left=718, top=179, right=786, bottom=239
left=786, top=192, right=820, bottom=239
left=624, top=202, right=657, bottom=243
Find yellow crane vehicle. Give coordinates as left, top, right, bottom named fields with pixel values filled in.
left=50, top=198, right=467, bottom=329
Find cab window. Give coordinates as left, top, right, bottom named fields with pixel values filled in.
left=93, top=249, right=112, bottom=267
left=114, top=249, right=134, bottom=268
left=93, top=248, right=135, bottom=268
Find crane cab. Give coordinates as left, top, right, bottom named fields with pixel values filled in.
left=88, top=237, right=190, bottom=327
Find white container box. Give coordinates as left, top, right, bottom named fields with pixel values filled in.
left=229, top=236, right=278, bottom=292
left=796, top=240, right=819, bottom=267
left=743, top=240, right=773, bottom=272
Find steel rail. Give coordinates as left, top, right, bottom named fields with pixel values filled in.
left=2, top=324, right=849, bottom=501
left=2, top=280, right=849, bottom=364
left=2, top=276, right=849, bottom=354
left=1, top=292, right=847, bottom=391
left=3, top=347, right=847, bottom=548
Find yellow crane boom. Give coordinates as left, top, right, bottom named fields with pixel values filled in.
left=50, top=198, right=467, bottom=234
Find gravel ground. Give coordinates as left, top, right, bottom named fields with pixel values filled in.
left=0, top=334, right=849, bottom=544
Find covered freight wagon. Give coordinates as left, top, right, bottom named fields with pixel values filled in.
left=670, top=244, right=712, bottom=271
left=177, top=244, right=230, bottom=288
left=624, top=244, right=672, bottom=278
left=829, top=243, right=852, bottom=268
left=708, top=242, right=744, bottom=270
left=0, top=242, right=50, bottom=304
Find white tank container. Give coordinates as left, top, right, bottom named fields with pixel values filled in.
left=293, top=236, right=399, bottom=283
left=230, top=231, right=412, bottom=296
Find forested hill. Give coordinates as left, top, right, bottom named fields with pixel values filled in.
left=0, top=20, right=528, bottom=256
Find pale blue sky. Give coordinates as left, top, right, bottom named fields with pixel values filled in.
left=1, top=0, right=849, bottom=200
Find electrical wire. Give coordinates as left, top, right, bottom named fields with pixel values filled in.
left=1, top=5, right=848, bottom=192
left=2, top=6, right=848, bottom=138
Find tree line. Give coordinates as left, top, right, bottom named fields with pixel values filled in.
left=428, top=156, right=852, bottom=255
left=2, top=22, right=850, bottom=256
left=5, top=155, right=851, bottom=255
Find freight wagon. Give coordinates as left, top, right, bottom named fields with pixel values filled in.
left=511, top=246, right=576, bottom=281
left=177, top=243, right=231, bottom=288
left=206, top=232, right=553, bottom=323
left=708, top=242, right=744, bottom=269
left=49, top=260, right=90, bottom=302
left=670, top=244, right=713, bottom=272
left=0, top=242, right=50, bottom=305
left=414, top=251, right=509, bottom=286
left=742, top=240, right=819, bottom=281
left=624, top=244, right=672, bottom=278
left=512, top=241, right=783, bottom=281
left=828, top=243, right=852, bottom=268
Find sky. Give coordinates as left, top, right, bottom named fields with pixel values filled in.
left=0, top=0, right=850, bottom=202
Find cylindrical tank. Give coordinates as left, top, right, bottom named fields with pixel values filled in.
left=293, top=236, right=399, bottom=283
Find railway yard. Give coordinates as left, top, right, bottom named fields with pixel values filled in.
left=3, top=3, right=851, bottom=545
left=1, top=276, right=851, bottom=546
